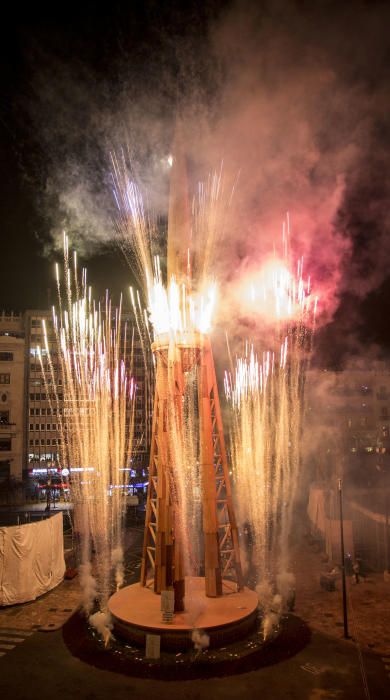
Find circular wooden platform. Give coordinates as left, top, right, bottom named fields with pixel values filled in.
left=108, top=577, right=259, bottom=650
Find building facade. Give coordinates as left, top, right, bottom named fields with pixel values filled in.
left=305, top=364, right=390, bottom=491
left=24, top=310, right=63, bottom=489
left=306, top=366, right=390, bottom=453
left=0, top=312, right=26, bottom=482
left=305, top=366, right=390, bottom=572
left=24, top=310, right=150, bottom=497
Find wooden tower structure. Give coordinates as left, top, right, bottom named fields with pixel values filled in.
left=140, top=125, right=243, bottom=611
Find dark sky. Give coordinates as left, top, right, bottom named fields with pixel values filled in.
left=0, top=1, right=389, bottom=367
left=0, top=1, right=186, bottom=309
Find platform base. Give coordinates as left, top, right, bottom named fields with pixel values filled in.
left=108, top=576, right=258, bottom=651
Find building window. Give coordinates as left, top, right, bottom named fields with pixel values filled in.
left=380, top=407, right=389, bottom=419
left=0, top=352, right=13, bottom=361
left=0, top=438, right=11, bottom=451
left=0, top=410, right=9, bottom=424
left=34, top=439, right=39, bottom=446
left=0, top=460, right=11, bottom=480
left=0, top=374, right=10, bottom=384
left=29, top=423, right=33, bottom=431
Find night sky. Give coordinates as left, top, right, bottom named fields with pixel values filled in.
left=0, top=1, right=389, bottom=367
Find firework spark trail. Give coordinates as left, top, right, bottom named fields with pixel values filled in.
left=129, top=285, right=154, bottom=451
left=38, top=243, right=135, bottom=642
left=243, top=215, right=315, bottom=325
left=192, top=166, right=230, bottom=287
left=226, top=236, right=316, bottom=638
left=168, top=344, right=204, bottom=584
left=110, top=150, right=154, bottom=287
left=147, top=257, right=216, bottom=337
left=114, top=166, right=228, bottom=594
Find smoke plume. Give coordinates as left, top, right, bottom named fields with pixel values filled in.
left=12, top=1, right=388, bottom=358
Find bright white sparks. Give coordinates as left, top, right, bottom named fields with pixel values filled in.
left=38, top=239, right=136, bottom=634
left=243, top=256, right=315, bottom=322
left=147, top=257, right=216, bottom=337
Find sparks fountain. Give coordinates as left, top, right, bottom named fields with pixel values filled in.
left=41, top=124, right=315, bottom=674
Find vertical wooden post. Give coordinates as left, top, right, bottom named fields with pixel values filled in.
left=168, top=339, right=185, bottom=611
left=141, top=334, right=243, bottom=602
left=198, top=342, right=222, bottom=597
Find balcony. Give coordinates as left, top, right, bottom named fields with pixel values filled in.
left=0, top=421, right=16, bottom=436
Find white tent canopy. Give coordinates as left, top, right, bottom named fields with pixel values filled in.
left=0, top=512, right=65, bottom=605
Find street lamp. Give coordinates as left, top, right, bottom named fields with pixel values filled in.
left=338, top=477, right=349, bottom=639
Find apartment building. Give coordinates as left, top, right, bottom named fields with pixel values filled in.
left=25, top=310, right=63, bottom=485
left=24, top=310, right=150, bottom=495
left=305, top=365, right=390, bottom=485
left=0, top=312, right=25, bottom=481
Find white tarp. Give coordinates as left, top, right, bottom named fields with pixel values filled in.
left=0, top=512, right=65, bottom=605
left=307, top=486, right=354, bottom=560
left=307, top=487, right=327, bottom=534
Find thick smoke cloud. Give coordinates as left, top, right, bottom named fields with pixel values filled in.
left=186, top=1, right=389, bottom=328
left=23, top=0, right=390, bottom=349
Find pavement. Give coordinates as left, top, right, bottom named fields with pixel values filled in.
left=293, top=531, right=390, bottom=658
left=0, top=566, right=81, bottom=634
left=0, top=609, right=388, bottom=700
left=0, top=520, right=389, bottom=699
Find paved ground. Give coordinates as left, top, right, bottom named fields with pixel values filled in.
left=294, top=532, right=390, bottom=658
left=0, top=520, right=389, bottom=699
left=0, top=612, right=388, bottom=700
